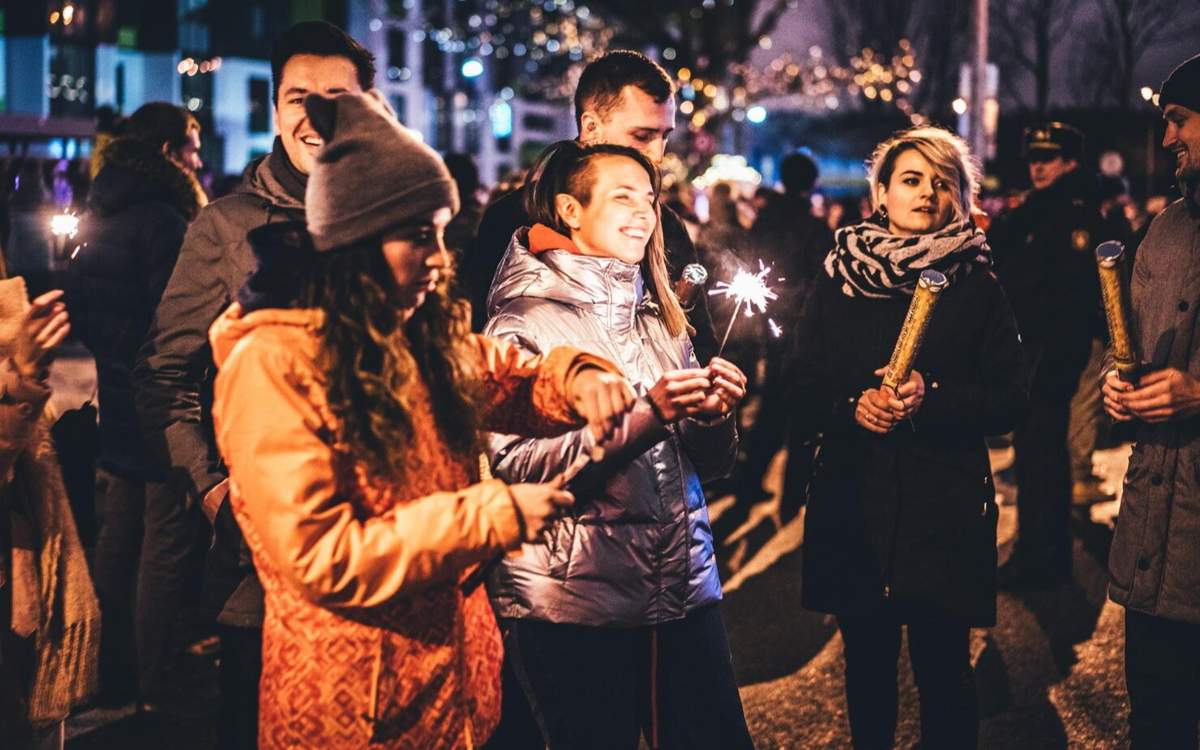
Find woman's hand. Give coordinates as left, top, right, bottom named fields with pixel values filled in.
left=690, top=357, right=748, bottom=420
left=571, top=368, right=637, bottom=441
left=856, top=387, right=901, bottom=433
left=647, top=368, right=712, bottom=422
left=874, top=367, right=925, bottom=420
left=508, top=476, right=575, bottom=542
left=15, top=290, right=70, bottom=378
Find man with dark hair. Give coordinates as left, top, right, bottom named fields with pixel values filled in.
left=133, top=20, right=370, bottom=748
left=1102, top=53, right=1200, bottom=750
left=66, top=101, right=208, bottom=709
left=463, top=50, right=716, bottom=356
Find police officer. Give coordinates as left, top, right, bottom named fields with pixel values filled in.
left=989, top=122, right=1112, bottom=588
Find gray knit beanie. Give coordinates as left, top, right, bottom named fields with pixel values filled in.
left=304, top=90, right=459, bottom=251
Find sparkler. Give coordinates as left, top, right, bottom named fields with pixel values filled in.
left=709, top=260, right=778, bottom=356
left=768, top=318, right=783, bottom=338
left=49, top=211, right=80, bottom=266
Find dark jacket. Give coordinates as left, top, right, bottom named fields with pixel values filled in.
left=464, top=185, right=719, bottom=358
left=484, top=229, right=734, bottom=626
left=793, top=266, right=1028, bottom=625
left=988, top=169, right=1115, bottom=397
left=66, top=137, right=205, bottom=480
left=1108, top=190, right=1200, bottom=624
left=133, top=140, right=305, bottom=627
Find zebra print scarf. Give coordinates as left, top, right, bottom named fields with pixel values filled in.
left=823, top=215, right=991, bottom=299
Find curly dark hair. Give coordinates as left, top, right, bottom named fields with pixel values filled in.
left=300, top=239, right=482, bottom=485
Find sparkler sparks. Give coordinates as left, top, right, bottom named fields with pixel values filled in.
left=768, top=318, right=783, bottom=338
left=709, top=260, right=779, bottom=355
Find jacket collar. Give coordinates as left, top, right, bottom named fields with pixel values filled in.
left=488, top=226, right=645, bottom=334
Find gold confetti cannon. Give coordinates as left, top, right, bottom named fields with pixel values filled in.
left=1095, top=240, right=1140, bottom=382
left=881, top=269, right=949, bottom=393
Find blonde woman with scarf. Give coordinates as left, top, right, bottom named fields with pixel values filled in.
left=790, top=126, right=1028, bottom=749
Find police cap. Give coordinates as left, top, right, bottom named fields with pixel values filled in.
left=1022, top=122, right=1085, bottom=162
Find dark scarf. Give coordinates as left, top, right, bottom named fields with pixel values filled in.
left=266, top=137, right=308, bottom=205
left=823, top=214, right=991, bottom=299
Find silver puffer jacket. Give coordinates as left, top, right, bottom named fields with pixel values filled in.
left=483, top=228, right=735, bottom=627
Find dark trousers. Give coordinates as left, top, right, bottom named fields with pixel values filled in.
left=217, top=624, right=261, bottom=750
left=1012, top=393, right=1073, bottom=572
left=838, top=608, right=978, bottom=750
left=1125, top=608, right=1200, bottom=749
left=92, top=469, right=202, bottom=699
left=504, top=604, right=753, bottom=750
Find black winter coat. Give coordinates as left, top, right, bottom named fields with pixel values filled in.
left=66, top=137, right=205, bottom=479
left=463, top=185, right=719, bottom=358
left=988, top=169, right=1117, bottom=397
left=792, top=266, right=1028, bottom=625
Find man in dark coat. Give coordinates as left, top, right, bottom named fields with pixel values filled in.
left=132, top=21, right=373, bottom=747
left=988, top=122, right=1112, bottom=587
left=462, top=50, right=717, bottom=358
left=1102, top=53, right=1200, bottom=750
left=66, top=102, right=206, bottom=707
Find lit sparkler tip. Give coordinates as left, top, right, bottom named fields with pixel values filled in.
left=50, top=211, right=80, bottom=238
left=707, top=261, right=779, bottom=315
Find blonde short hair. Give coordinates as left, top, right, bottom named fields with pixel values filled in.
left=867, top=126, right=981, bottom=224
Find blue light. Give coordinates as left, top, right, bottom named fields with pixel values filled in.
left=461, top=58, right=484, bottom=79
left=747, top=105, right=767, bottom=124
left=490, top=100, right=513, bottom=138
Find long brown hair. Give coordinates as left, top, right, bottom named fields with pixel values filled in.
left=525, top=140, right=688, bottom=337
left=301, top=240, right=481, bottom=485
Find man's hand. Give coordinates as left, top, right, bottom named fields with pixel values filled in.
left=570, top=368, right=637, bottom=441
left=1116, top=367, right=1200, bottom=423
left=15, top=290, right=70, bottom=378
left=508, top=476, right=574, bottom=542
left=690, top=357, right=748, bottom=420
left=648, top=368, right=712, bottom=422
left=1102, top=369, right=1135, bottom=422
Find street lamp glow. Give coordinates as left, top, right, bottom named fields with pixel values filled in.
left=461, top=58, right=484, bottom=79
left=746, top=105, right=767, bottom=124
left=952, top=97, right=968, bottom=115
left=1140, top=86, right=1155, bottom=102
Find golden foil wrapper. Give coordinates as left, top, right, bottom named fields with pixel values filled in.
left=1095, top=241, right=1140, bottom=381
left=673, top=263, right=709, bottom=309
left=881, top=270, right=948, bottom=392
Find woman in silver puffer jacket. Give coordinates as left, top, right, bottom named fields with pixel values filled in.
left=483, top=141, right=755, bottom=749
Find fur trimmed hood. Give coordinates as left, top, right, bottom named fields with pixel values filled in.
left=88, top=136, right=208, bottom=220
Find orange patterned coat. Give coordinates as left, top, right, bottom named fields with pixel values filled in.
left=209, top=304, right=613, bottom=749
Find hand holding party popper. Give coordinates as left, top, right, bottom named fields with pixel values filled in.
left=1095, top=241, right=1141, bottom=382
left=673, top=263, right=709, bottom=310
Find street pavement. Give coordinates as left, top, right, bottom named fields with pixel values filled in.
left=53, top=348, right=1135, bottom=749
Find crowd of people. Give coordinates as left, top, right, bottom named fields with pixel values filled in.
left=0, top=16, right=1197, bottom=750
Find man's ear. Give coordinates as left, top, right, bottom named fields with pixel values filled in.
left=555, top=193, right=583, bottom=231
left=578, top=110, right=601, bottom=143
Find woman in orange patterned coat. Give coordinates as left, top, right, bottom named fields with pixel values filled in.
left=209, top=90, right=636, bottom=749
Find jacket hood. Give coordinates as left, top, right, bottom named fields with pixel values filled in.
left=209, top=301, right=322, bottom=369
left=237, top=221, right=317, bottom=314
left=486, top=227, right=647, bottom=333
left=237, top=142, right=306, bottom=212
left=88, top=136, right=208, bottom=220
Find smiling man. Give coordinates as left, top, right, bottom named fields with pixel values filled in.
left=132, top=21, right=373, bottom=750
left=1101, top=53, right=1200, bottom=750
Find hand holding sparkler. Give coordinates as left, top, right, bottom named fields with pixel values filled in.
left=708, top=260, right=779, bottom=357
